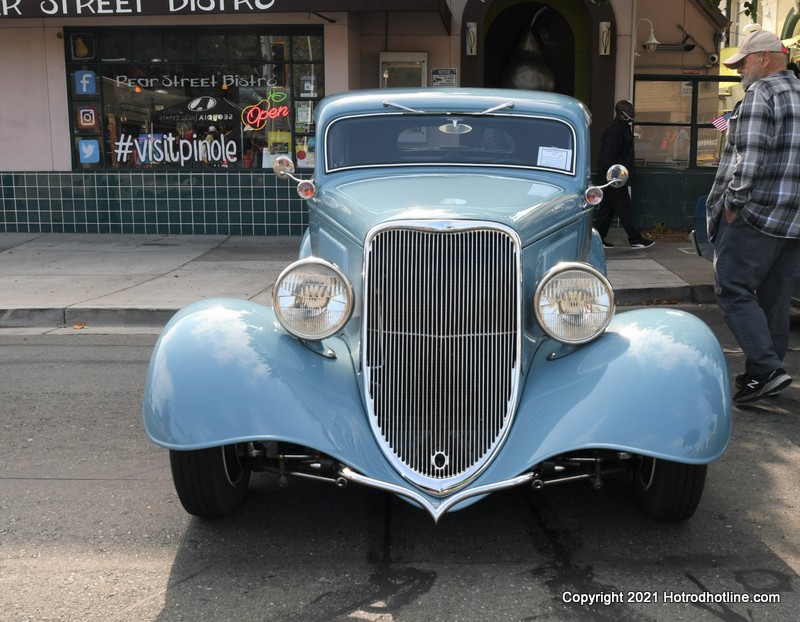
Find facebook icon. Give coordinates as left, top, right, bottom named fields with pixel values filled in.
left=75, top=71, right=96, bottom=95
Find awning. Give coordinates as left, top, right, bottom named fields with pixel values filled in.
left=1, top=0, right=452, bottom=34
left=316, top=1, right=451, bottom=34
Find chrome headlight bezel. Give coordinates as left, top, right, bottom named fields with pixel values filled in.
left=533, top=262, right=615, bottom=345
left=272, top=258, right=354, bottom=341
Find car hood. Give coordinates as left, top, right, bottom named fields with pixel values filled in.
left=313, top=173, right=584, bottom=246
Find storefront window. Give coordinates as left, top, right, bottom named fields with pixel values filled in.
left=633, top=76, right=743, bottom=169
left=66, top=26, right=323, bottom=171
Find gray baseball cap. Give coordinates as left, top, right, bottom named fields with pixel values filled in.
left=724, top=29, right=785, bottom=66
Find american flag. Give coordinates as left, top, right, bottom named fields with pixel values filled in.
left=712, top=112, right=732, bottom=132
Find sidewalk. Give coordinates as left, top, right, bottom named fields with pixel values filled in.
left=602, top=227, right=714, bottom=306
left=0, top=229, right=714, bottom=328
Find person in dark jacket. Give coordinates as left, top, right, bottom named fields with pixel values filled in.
left=594, top=99, right=654, bottom=249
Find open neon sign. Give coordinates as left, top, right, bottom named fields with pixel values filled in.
left=242, top=91, right=290, bottom=130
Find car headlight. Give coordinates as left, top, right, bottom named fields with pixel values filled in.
left=272, top=259, right=354, bottom=340
left=534, top=262, right=614, bottom=344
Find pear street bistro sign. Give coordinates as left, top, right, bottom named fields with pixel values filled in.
left=0, top=0, right=428, bottom=18
left=0, top=1, right=450, bottom=21
left=0, top=0, right=279, bottom=18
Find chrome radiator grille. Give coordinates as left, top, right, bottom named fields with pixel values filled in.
left=363, top=223, right=521, bottom=494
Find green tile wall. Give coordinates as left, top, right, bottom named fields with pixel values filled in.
left=0, top=171, right=307, bottom=235
left=592, top=167, right=718, bottom=231
left=2, top=168, right=716, bottom=235
left=634, top=168, right=717, bottom=231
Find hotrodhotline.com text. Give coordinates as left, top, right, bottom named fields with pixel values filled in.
left=562, top=590, right=781, bottom=606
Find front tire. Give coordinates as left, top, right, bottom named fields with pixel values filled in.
left=170, top=444, right=252, bottom=518
left=633, top=457, right=707, bottom=522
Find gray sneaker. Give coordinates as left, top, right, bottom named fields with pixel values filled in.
left=734, top=368, right=792, bottom=403
left=630, top=239, right=655, bottom=249
left=735, top=372, right=781, bottom=398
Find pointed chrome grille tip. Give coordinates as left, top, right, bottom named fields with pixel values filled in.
left=362, top=221, right=522, bottom=494
left=339, top=466, right=534, bottom=521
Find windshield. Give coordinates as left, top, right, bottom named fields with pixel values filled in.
left=324, top=114, right=576, bottom=175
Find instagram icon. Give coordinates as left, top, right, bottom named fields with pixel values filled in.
left=78, top=106, right=97, bottom=130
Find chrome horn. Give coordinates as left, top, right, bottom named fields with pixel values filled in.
left=272, top=155, right=316, bottom=200
left=584, top=164, right=630, bottom=206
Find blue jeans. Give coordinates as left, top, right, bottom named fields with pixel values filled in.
left=713, top=215, right=800, bottom=375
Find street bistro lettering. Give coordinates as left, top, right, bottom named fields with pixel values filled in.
left=242, top=98, right=289, bottom=130
left=116, top=75, right=218, bottom=89
left=223, top=75, right=273, bottom=88
left=1, top=0, right=22, bottom=16
left=2, top=0, right=276, bottom=18
left=114, top=132, right=237, bottom=166
left=40, top=0, right=143, bottom=15
left=168, top=0, right=276, bottom=11
left=114, top=74, right=272, bottom=89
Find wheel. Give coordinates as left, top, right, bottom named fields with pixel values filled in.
left=169, top=444, right=252, bottom=518
left=633, top=456, right=707, bottom=522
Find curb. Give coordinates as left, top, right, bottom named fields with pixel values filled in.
left=0, top=307, right=179, bottom=328
left=613, top=283, right=715, bottom=307
left=0, top=285, right=716, bottom=328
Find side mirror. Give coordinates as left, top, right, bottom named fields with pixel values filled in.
left=272, top=155, right=316, bottom=200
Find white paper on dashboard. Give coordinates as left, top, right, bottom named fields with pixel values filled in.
left=537, top=147, right=571, bottom=170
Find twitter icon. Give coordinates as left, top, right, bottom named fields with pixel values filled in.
left=79, top=139, right=100, bottom=164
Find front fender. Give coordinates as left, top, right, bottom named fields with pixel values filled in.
left=143, top=302, right=732, bottom=510
left=481, top=308, right=732, bottom=485
left=589, top=227, right=607, bottom=274
left=142, top=298, right=402, bottom=483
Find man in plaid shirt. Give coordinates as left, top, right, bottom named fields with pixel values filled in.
left=707, top=29, right=800, bottom=403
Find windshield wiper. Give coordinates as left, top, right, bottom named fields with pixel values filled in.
left=381, top=100, right=514, bottom=115
left=382, top=100, right=423, bottom=113
left=480, top=101, right=515, bottom=114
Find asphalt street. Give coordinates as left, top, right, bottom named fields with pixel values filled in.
left=0, top=304, right=798, bottom=621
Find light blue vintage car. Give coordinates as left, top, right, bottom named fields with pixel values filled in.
left=143, top=88, right=732, bottom=523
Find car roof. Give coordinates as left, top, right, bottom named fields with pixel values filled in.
left=314, top=88, right=591, bottom=128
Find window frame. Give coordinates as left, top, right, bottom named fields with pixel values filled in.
left=632, top=74, right=743, bottom=170
left=65, top=25, right=324, bottom=171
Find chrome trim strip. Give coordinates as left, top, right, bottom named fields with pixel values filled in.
left=339, top=466, right=534, bottom=523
